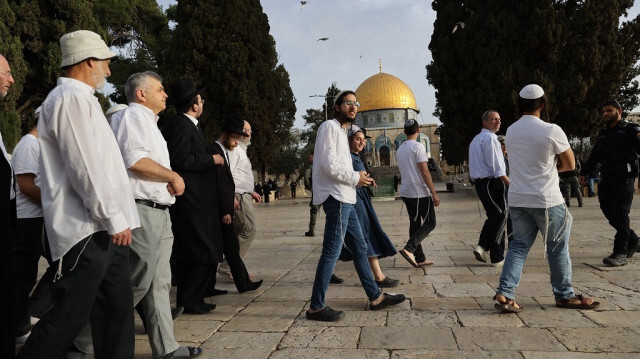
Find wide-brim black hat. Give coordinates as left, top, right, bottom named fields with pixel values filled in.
left=221, top=115, right=249, bottom=137
left=168, top=79, right=206, bottom=108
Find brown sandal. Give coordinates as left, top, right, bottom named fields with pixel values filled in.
left=556, top=294, right=599, bottom=309
left=493, top=294, right=523, bottom=313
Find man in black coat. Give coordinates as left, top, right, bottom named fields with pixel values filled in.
left=161, top=79, right=225, bottom=314
left=0, top=53, right=16, bottom=359
left=211, top=116, right=262, bottom=293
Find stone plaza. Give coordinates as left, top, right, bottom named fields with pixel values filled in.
left=54, top=184, right=640, bottom=358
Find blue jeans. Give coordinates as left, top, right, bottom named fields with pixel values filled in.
left=310, top=196, right=382, bottom=310
left=497, top=204, right=574, bottom=302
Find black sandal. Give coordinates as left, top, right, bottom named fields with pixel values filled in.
left=493, top=294, right=523, bottom=313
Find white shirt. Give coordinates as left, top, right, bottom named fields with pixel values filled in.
left=505, top=115, right=569, bottom=208
left=228, top=142, right=254, bottom=194
left=39, top=77, right=140, bottom=261
left=397, top=139, right=431, bottom=198
left=312, top=119, right=359, bottom=205
left=469, top=128, right=507, bottom=180
left=111, top=103, right=175, bottom=205
left=183, top=113, right=198, bottom=128
left=11, top=134, right=42, bottom=218
left=0, top=131, right=15, bottom=200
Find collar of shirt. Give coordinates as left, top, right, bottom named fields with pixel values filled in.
left=183, top=113, right=198, bottom=127
left=215, top=140, right=230, bottom=162
left=58, top=76, right=95, bottom=95
left=128, top=102, right=158, bottom=123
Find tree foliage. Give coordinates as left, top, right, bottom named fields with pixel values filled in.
left=166, top=0, right=296, bottom=180
left=427, top=0, right=640, bottom=164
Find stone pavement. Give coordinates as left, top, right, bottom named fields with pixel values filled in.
left=60, top=185, right=640, bottom=357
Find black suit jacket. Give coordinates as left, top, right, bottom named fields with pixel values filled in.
left=161, top=114, right=222, bottom=264
left=0, top=145, right=15, bottom=359
left=211, top=142, right=235, bottom=217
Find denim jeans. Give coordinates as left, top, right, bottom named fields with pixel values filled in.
left=309, top=196, right=381, bottom=310
left=497, top=204, right=574, bottom=302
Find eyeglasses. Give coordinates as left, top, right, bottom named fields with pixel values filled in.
left=0, top=70, right=12, bottom=78
left=243, top=128, right=252, bottom=135
left=343, top=100, right=360, bottom=107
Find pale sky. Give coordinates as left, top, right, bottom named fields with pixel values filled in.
left=155, top=0, right=640, bottom=128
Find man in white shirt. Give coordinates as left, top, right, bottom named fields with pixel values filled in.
left=306, top=90, right=405, bottom=322
left=494, top=84, right=598, bottom=312
left=111, top=71, right=201, bottom=358
left=469, top=110, right=510, bottom=266
left=0, top=52, right=16, bottom=359
left=17, top=30, right=140, bottom=359
left=11, top=107, right=49, bottom=344
left=396, top=119, right=440, bottom=268
left=218, top=120, right=261, bottom=279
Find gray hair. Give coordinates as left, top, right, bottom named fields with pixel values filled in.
left=125, top=71, right=163, bottom=103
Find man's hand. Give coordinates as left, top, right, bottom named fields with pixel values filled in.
left=213, top=154, right=225, bottom=166
left=432, top=193, right=441, bottom=207
left=251, top=191, right=261, bottom=202
left=112, top=228, right=132, bottom=246
left=579, top=176, right=586, bottom=186
left=222, top=214, right=232, bottom=225
left=169, top=174, right=185, bottom=196
left=234, top=198, right=240, bottom=211
left=358, top=171, right=374, bottom=187
left=370, top=178, right=377, bottom=188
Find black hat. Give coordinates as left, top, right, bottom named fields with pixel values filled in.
left=168, top=79, right=206, bottom=108
left=221, top=115, right=249, bottom=137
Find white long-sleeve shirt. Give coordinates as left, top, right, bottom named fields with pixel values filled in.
left=110, top=102, right=175, bottom=205
left=39, top=77, right=140, bottom=261
left=468, top=128, right=507, bottom=180
left=228, top=142, right=254, bottom=194
left=312, top=119, right=359, bottom=205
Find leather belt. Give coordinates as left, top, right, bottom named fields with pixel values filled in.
left=135, top=199, right=170, bottom=210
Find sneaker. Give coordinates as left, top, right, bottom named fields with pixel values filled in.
left=473, top=246, right=487, bottom=263
left=492, top=260, right=505, bottom=268
left=375, top=277, right=401, bottom=288
left=627, top=244, right=640, bottom=258
left=603, top=253, right=627, bottom=267
left=306, top=306, right=344, bottom=322
left=304, top=231, right=315, bottom=237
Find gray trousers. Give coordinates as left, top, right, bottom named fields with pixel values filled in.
left=219, top=193, right=256, bottom=273
left=130, top=204, right=179, bottom=357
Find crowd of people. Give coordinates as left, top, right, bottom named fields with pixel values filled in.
left=1, top=29, right=640, bottom=358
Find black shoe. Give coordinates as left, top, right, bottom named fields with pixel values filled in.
left=369, top=293, right=406, bottom=310
left=172, top=306, right=184, bottom=320
left=304, top=231, right=315, bottom=237
left=238, top=279, right=263, bottom=293
left=306, top=306, right=344, bottom=322
left=578, top=203, right=583, bottom=207
left=330, top=274, right=344, bottom=284
left=627, top=244, right=640, bottom=258
left=375, top=277, right=401, bottom=288
left=603, top=253, right=628, bottom=267
left=183, top=303, right=216, bottom=314
left=161, top=346, right=202, bottom=358
left=205, top=288, right=228, bottom=297
left=135, top=302, right=148, bottom=333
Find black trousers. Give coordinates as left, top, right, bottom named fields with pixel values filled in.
left=218, top=221, right=252, bottom=292
left=402, top=196, right=437, bottom=263
left=16, top=231, right=134, bottom=359
left=475, top=179, right=509, bottom=263
left=12, top=218, right=54, bottom=335
left=599, top=175, right=639, bottom=255
left=176, top=261, right=216, bottom=310
left=1, top=228, right=15, bottom=359
left=559, top=176, right=583, bottom=207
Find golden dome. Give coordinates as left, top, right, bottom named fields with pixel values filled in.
left=355, top=72, right=418, bottom=113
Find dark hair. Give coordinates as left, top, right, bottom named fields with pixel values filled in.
left=333, top=90, right=356, bottom=117
left=404, top=119, right=419, bottom=135
left=601, top=99, right=622, bottom=110
left=178, top=96, right=199, bottom=114
left=518, top=95, right=550, bottom=122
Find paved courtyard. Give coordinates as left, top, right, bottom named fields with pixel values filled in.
left=63, top=185, right=640, bottom=358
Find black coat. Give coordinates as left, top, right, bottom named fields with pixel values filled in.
left=0, top=148, right=15, bottom=359
left=211, top=142, right=235, bottom=217
left=161, top=114, right=222, bottom=264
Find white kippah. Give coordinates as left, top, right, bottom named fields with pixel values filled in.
left=519, top=84, right=544, bottom=99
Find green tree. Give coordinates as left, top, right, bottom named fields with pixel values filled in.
left=427, top=0, right=640, bottom=164
left=167, top=0, right=296, bottom=180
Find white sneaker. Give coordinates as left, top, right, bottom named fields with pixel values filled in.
left=16, top=331, right=30, bottom=344
left=492, top=260, right=505, bottom=268
left=473, top=246, right=487, bottom=263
